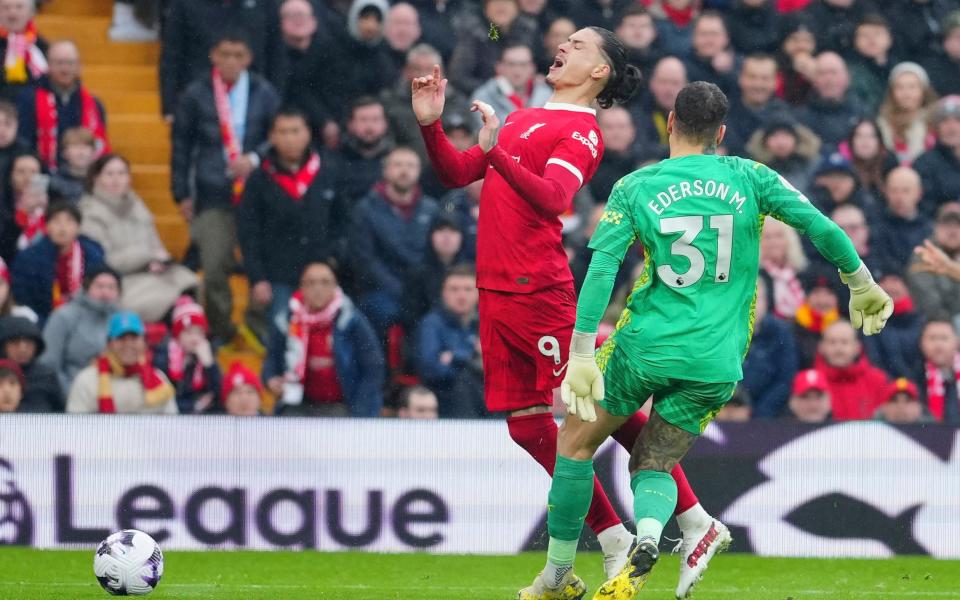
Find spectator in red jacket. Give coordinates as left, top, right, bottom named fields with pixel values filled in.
left=814, top=319, right=888, bottom=420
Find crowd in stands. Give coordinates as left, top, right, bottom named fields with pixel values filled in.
left=1, top=0, right=960, bottom=427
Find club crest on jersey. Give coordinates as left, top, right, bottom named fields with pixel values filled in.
left=572, top=131, right=598, bottom=158
left=520, top=123, right=547, bottom=139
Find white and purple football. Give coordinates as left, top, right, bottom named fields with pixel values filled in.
left=94, top=529, right=164, bottom=596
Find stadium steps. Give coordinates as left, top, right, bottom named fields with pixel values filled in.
left=38, top=1, right=265, bottom=393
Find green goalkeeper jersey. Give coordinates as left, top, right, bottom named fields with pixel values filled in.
left=579, top=154, right=862, bottom=383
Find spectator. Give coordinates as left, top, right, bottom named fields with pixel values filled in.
left=537, top=16, right=576, bottom=74
left=80, top=154, right=197, bottom=323
left=470, top=43, right=551, bottom=129
left=48, top=128, right=95, bottom=203
left=0, top=315, right=61, bottom=411
left=0, top=256, right=33, bottom=321
left=408, top=0, right=461, bottom=63
left=220, top=362, right=263, bottom=416
left=39, top=265, right=120, bottom=394
left=614, top=7, right=664, bottom=82
left=804, top=0, right=873, bottom=55
left=913, top=237, right=960, bottom=283
left=715, top=385, right=752, bottom=422
left=728, top=0, right=782, bottom=54
left=268, top=261, right=384, bottom=417
left=648, top=0, right=701, bottom=58
left=447, top=0, right=538, bottom=95
left=794, top=269, right=841, bottom=369
left=913, top=95, right=960, bottom=217
left=402, top=214, right=471, bottom=329
left=343, top=0, right=396, bottom=100
left=108, top=0, right=158, bottom=42
left=237, top=107, right=347, bottom=365
left=746, top=118, right=820, bottom=192
left=831, top=204, right=887, bottom=275
left=0, top=358, right=23, bottom=412
left=416, top=265, right=482, bottom=418
left=337, top=96, right=395, bottom=205
left=884, top=0, right=958, bottom=61
left=784, top=368, right=832, bottom=423
left=907, top=202, right=960, bottom=324
left=590, top=106, right=638, bottom=204
left=16, top=40, right=108, bottom=172
left=923, top=11, right=960, bottom=97
left=808, top=153, right=874, bottom=222
left=760, top=216, right=807, bottom=319
left=153, top=297, right=221, bottom=414
left=775, top=13, right=816, bottom=106
left=565, top=0, right=634, bottom=30
left=917, top=319, right=960, bottom=424
left=742, top=274, right=798, bottom=419
left=437, top=175, right=481, bottom=256
left=863, top=273, right=924, bottom=379
left=0, top=100, right=27, bottom=196
left=838, top=118, right=898, bottom=203
left=877, top=63, right=937, bottom=165
left=847, top=14, right=896, bottom=115
left=724, top=53, right=792, bottom=157
left=1, top=153, right=45, bottom=261
left=11, top=202, right=104, bottom=324
left=874, top=167, right=933, bottom=272
left=0, top=0, right=47, bottom=102
left=160, top=0, right=282, bottom=120
left=383, top=3, right=422, bottom=76
left=632, top=56, right=686, bottom=163
left=814, top=319, right=888, bottom=420
left=171, top=32, right=280, bottom=344
left=397, top=384, right=439, bottom=419
left=66, top=311, right=176, bottom=414
left=349, top=146, right=438, bottom=335
left=795, top=51, right=861, bottom=152
left=683, top=11, right=740, bottom=98
left=874, top=377, right=930, bottom=425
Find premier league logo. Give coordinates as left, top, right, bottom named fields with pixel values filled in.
left=0, top=457, right=33, bottom=545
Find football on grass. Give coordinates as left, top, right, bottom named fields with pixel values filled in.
left=93, top=529, right=164, bottom=596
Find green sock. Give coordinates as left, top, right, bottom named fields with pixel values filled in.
left=546, top=455, right=595, bottom=567
left=631, top=470, right=677, bottom=544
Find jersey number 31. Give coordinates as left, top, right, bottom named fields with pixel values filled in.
left=657, top=215, right=733, bottom=289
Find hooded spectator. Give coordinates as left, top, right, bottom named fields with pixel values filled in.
left=724, top=53, right=792, bottom=157
left=874, top=167, right=933, bottom=272
left=795, top=52, right=862, bottom=152
left=39, top=265, right=120, bottom=394
left=683, top=11, right=740, bottom=98
left=863, top=274, right=924, bottom=380
left=0, top=315, right=58, bottom=411
left=923, top=11, right=960, bottom=97
left=913, top=95, right=960, bottom=217
left=728, top=0, right=782, bottom=54
left=907, top=202, right=960, bottom=324
left=785, top=368, right=832, bottom=423
left=760, top=216, right=807, bottom=319
left=632, top=56, right=686, bottom=163
left=336, top=96, right=395, bottom=204
left=80, top=154, right=198, bottom=323
left=775, top=13, right=816, bottom=106
left=590, top=106, right=639, bottom=204
left=794, top=268, right=841, bottom=369
left=11, top=201, right=104, bottom=324
left=343, top=0, right=396, bottom=98
left=746, top=118, right=820, bottom=193
left=804, top=0, right=873, bottom=55
left=221, top=362, right=263, bottom=416
left=0, top=358, right=23, bottom=412
left=877, top=63, right=938, bottom=165
left=0, top=0, right=47, bottom=102
left=402, top=214, right=471, bottom=329
left=916, top=319, right=960, bottom=424
left=742, top=274, right=798, bottom=418
left=67, top=311, right=176, bottom=414
left=470, top=43, right=551, bottom=129
left=847, top=14, right=897, bottom=116
left=874, top=378, right=930, bottom=425
left=152, top=297, right=222, bottom=414
left=397, top=384, right=439, bottom=419
left=814, top=319, right=888, bottom=420
left=837, top=118, right=898, bottom=203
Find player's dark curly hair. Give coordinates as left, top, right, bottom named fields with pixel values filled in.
left=589, top=27, right=643, bottom=109
left=673, top=81, right=729, bottom=145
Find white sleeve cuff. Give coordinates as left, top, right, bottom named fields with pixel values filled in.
left=546, top=157, right=584, bottom=186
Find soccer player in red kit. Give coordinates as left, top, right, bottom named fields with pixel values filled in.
left=413, top=27, right=729, bottom=597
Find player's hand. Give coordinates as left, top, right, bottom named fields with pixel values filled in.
left=471, top=100, right=500, bottom=153
left=560, top=331, right=602, bottom=422
left=412, top=64, right=447, bottom=126
left=840, top=265, right=893, bottom=336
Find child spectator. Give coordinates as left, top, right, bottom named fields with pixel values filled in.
left=267, top=261, right=384, bottom=417
left=221, top=362, right=263, bottom=416
left=877, top=62, right=937, bottom=164
left=48, top=127, right=96, bottom=203
left=874, top=378, right=930, bottom=425
left=742, top=275, right=798, bottom=418
left=67, top=311, right=176, bottom=414
left=784, top=369, right=832, bottom=424
left=814, top=319, right=888, bottom=421
left=917, top=320, right=960, bottom=425
left=863, top=274, right=924, bottom=380
left=0, top=0, right=48, bottom=101
left=153, top=297, right=221, bottom=414
left=760, top=217, right=807, bottom=319
left=80, top=154, right=197, bottom=323
left=0, top=358, right=22, bottom=412
left=0, top=315, right=61, bottom=411
left=746, top=118, right=820, bottom=193
left=397, top=384, right=439, bottom=419
left=39, top=265, right=120, bottom=394
left=11, top=201, right=104, bottom=323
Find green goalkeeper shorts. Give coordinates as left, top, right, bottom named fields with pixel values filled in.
left=598, top=345, right=736, bottom=435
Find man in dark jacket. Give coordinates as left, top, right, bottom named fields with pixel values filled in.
left=590, top=105, right=638, bottom=204
left=0, top=315, right=62, bottom=412
left=160, top=0, right=282, bottom=119
left=727, top=0, right=782, bottom=54
left=683, top=11, right=740, bottom=98
left=923, top=11, right=960, bottom=97
left=884, top=0, right=959, bottom=60
left=795, top=51, right=862, bottom=152
left=724, top=53, right=792, bottom=157
left=336, top=96, right=395, bottom=205
left=873, top=167, right=933, bottom=272
left=847, top=13, right=897, bottom=116
left=402, top=214, right=471, bottom=329
left=349, top=146, right=438, bottom=336
left=630, top=56, right=686, bottom=163
left=742, top=274, right=798, bottom=418
left=803, top=0, right=874, bottom=55
left=864, top=274, right=924, bottom=379
left=171, top=32, right=280, bottom=343
left=914, top=96, right=960, bottom=218
left=615, top=6, right=664, bottom=86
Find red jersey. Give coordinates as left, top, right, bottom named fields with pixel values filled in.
left=421, top=102, right=604, bottom=293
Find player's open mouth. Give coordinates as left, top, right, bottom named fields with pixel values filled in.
left=550, top=56, right=565, bottom=70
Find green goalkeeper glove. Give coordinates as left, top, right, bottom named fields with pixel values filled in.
left=840, top=263, right=893, bottom=336
left=560, top=331, right=602, bottom=422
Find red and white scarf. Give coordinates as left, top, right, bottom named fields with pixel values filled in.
left=763, top=262, right=805, bottom=319
left=262, top=152, right=321, bottom=201
left=97, top=352, right=173, bottom=413
left=925, top=354, right=960, bottom=421
left=166, top=340, right=205, bottom=392
left=288, top=288, right=343, bottom=381
left=35, top=85, right=109, bottom=170
left=1, top=20, right=46, bottom=84
left=14, top=207, right=43, bottom=249
left=52, top=239, right=83, bottom=308
left=212, top=67, right=245, bottom=205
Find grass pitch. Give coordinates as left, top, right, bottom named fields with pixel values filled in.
left=0, top=548, right=958, bottom=599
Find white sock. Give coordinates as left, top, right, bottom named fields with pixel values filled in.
left=635, top=517, right=664, bottom=545
left=676, top=503, right=711, bottom=533
left=542, top=562, right=572, bottom=589
left=597, top=522, right=630, bottom=554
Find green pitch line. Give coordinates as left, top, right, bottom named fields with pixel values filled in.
left=1, top=549, right=959, bottom=599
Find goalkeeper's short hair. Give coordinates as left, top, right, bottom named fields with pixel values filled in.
left=673, top=81, right=729, bottom=146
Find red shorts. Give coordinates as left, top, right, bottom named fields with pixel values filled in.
left=478, top=285, right=576, bottom=413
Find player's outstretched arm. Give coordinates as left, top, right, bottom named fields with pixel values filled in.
left=414, top=65, right=487, bottom=189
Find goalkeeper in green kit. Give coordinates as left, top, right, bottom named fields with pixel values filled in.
left=518, top=82, right=894, bottom=600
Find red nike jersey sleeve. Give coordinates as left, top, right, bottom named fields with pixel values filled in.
left=544, top=123, right=603, bottom=192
